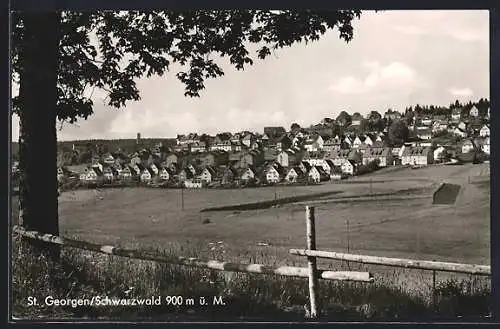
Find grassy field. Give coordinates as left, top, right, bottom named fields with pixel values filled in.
left=12, top=163, right=490, bottom=266
left=11, top=163, right=491, bottom=320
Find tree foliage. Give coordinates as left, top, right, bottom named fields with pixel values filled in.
left=358, top=118, right=369, bottom=134
left=351, top=112, right=363, bottom=121
left=336, top=110, right=352, bottom=127
left=367, top=110, right=381, bottom=121
left=387, top=119, right=409, bottom=146
left=290, top=122, right=301, bottom=133
left=12, top=10, right=362, bottom=123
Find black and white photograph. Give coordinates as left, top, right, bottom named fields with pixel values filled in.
left=10, top=9, right=492, bottom=322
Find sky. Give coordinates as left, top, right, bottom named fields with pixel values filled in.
left=10, top=10, right=489, bottom=141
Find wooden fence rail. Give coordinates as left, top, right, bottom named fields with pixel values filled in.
left=289, top=249, right=491, bottom=276
left=12, top=225, right=373, bottom=282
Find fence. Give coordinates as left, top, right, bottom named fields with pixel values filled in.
left=12, top=206, right=374, bottom=319
left=289, top=206, right=491, bottom=317
left=12, top=204, right=491, bottom=319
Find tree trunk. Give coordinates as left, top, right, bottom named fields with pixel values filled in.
left=17, top=12, right=61, bottom=259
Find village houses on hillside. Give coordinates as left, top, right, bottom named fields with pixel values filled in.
left=52, top=103, right=490, bottom=189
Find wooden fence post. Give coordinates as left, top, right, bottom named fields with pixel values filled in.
left=306, top=206, right=319, bottom=319
left=432, top=269, right=437, bottom=312
left=181, top=185, right=184, bottom=210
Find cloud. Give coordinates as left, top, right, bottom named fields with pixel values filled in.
left=329, top=76, right=366, bottom=94
left=329, top=61, right=416, bottom=95
left=391, top=10, right=488, bottom=44
left=446, top=29, right=488, bottom=43
left=394, top=24, right=488, bottom=43
left=448, top=87, right=474, bottom=97
left=393, top=25, right=429, bottom=36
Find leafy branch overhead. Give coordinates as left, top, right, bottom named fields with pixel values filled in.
left=11, top=10, right=361, bottom=122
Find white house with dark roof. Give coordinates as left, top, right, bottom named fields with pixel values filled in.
left=433, top=146, right=447, bottom=162
left=343, top=135, right=353, bottom=147
left=285, top=166, right=305, bottom=183
left=451, top=108, right=462, bottom=121
left=352, top=136, right=363, bottom=149
left=469, top=105, right=479, bottom=117
left=210, top=140, right=232, bottom=152
left=362, top=148, right=393, bottom=167
left=483, top=136, right=490, bottom=155
left=102, top=153, right=115, bottom=165
left=265, top=164, right=285, bottom=184
left=303, top=151, right=325, bottom=167
left=159, top=167, right=172, bottom=181
left=140, top=167, right=155, bottom=182
left=461, top=139, right=475, bottom=154
left=190, top=141, right=207, bottom=153
left=200, top=167, right=217, bottom=184
left=277, top=150, right=299, bottom=167
left=340, top=159, right=356, bottom=175
left=417, top=129, right=432, bottom=140
left=401, top=147, right=433, bottom=166
left=102, top=166, right=118, bottom=181
left=308, top=166, right=329, bottom=183
left=322, top=138, right=340, bottom=152
left=328, top=165, right=343, bottom=180
left=240, top=166, right=257, bottom=182
left=480, top=125, right=490, bottom=137
left=432, top=121, right=449, bottom=134
left=304, top=135, right=324, bottom=152
left=81, top=166, right=103, bottom=182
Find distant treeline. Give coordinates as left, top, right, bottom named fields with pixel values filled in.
left=403, top=98, right=490, bottom=117
left=11, top=138, right=177, bottom=161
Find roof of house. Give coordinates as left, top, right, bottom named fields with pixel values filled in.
left=462, top=139, right=474, bottom=146
left=91, top=167, right=103, bottom=176
left=401, top=147, right=431, bottom=157
left=203, top=167, right=217, bottom=176
left=264, top=149, right=279, bottom=160
left=345, top=159, right=357, bottom=167
left=180, top=168, right=195, bottom=179
left=303, top=150, right=324, bottom=159
left=358, top=143, right=371, bottom=151
left=305, top=134, right=322, bottom=144
left=364, top=147, right=391, bottom=157
left=142, top=167, right=155, bottom=176
left=371, top=141, right=386, bottom=149
left=243, top=165, right=257, bottom=174
left=300, top=161, right=312, bottom=171
left=325, top=159, right=335, bottom=167
left=323, top=138, right=341, bottom=146
left=287, top=166, right=305, bottom=176
left=330, top=165, right=343, bottom=174
left=417, top=129, right=432, bottom=136
left=312, top=166, right=329, bottom=177
left=223, top=166, right=238, bottom=177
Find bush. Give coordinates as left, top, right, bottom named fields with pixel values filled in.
left=357, top=160, right=380, bottom=175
